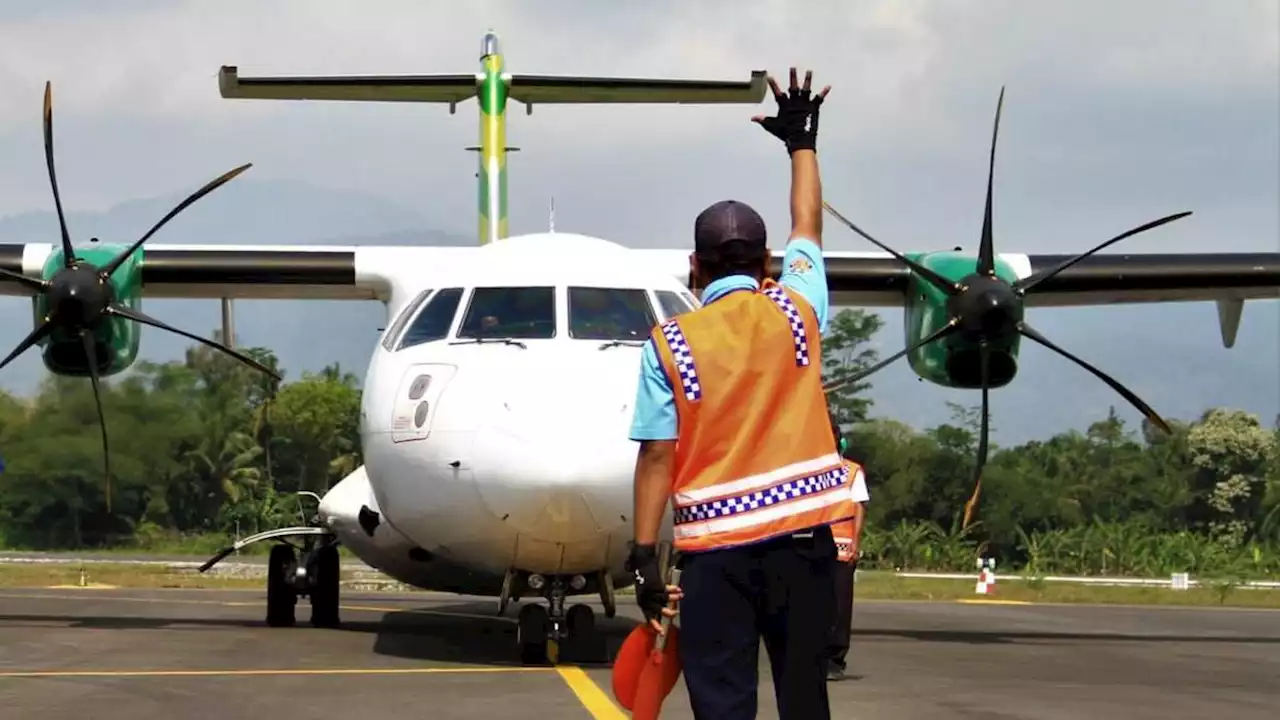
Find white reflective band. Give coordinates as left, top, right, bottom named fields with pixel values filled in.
left=850, top=468, right=870, bottom=503
left=673, top=485, right=849, bottom=541
left=674, top=452, right=844, bottom=506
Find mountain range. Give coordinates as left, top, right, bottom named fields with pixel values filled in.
left=0, top=179, right=1275, bottom=446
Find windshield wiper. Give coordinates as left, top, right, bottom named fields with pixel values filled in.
left=598, top=340, right=646, bottom=350
left=449, top=337, right=528, bottom=349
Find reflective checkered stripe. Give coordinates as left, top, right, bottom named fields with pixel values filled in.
left=659, top=319, right=701, bottom=401
left=673, top=457, right=850, bottom=545
left=762, top=286, right=810, bottom=367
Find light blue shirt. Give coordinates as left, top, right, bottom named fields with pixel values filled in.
left=628, top=238, right=829, bottom=441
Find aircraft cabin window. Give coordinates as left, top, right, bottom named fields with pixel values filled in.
left=398, top=287, right=464, bottom=350
left=458, top=286, right=557, bottom=339
left=381, top=288, right=433, bottom=351
left=568, top=287, right=657, bottom=341
left=653, top=290, right=694, bottom=320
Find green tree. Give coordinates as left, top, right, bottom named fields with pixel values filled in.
left=821, top=308, right=885, bottom=426
left=269, top=370, right=362, bottom=494
left=1187, top=408, right=1276, bottom=546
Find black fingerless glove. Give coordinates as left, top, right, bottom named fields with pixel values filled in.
left=757, top=85, right=824, bottom=154
left=626, top=543, right=668, bottom=624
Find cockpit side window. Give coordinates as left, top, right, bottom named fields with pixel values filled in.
left=568, top=287, right=657, bottom=341
left=398, top=287, right=464, bottom=350
left=458, top=286, right=557, bottom=339
left=381, top=288, right=433, bottom=351
left=653, top=290, right=694, bottom=321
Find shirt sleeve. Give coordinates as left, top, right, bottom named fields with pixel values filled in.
left=628, top=338, right=678, bottom=441
left=850, top=467, right=870, bottom=503
left=778, top=237, right=830, bottom=334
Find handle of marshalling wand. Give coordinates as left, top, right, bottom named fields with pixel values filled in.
left=654, top=566, right=682, bottom=652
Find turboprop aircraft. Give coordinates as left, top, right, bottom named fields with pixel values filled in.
left=0, top=30, right=1277, bottom=666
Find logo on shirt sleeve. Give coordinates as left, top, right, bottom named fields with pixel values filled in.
left=787, top=255, right=814, bottom=275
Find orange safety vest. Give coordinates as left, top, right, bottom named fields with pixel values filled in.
left=652, top=278, right=858, bottom=553
left=832, top=459, right=867, bottom=562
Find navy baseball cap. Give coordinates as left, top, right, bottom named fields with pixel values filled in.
left=694, top=200, right=768, bottom=264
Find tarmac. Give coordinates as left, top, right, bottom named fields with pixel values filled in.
left=0, top=587, right=1276, bottom=719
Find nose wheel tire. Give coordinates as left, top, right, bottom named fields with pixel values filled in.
left=562, top=603, right=605, bottom=664
left=266, top=544, right=297, bottom=628
left=517, top=604, right=550, bottom=665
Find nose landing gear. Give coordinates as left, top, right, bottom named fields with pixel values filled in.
left=514, top=574, right=606, bottom=666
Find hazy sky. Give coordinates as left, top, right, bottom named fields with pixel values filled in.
left=0, top=0, right=1275, bottom=253
left=0, top=1, right=1276, bottom=441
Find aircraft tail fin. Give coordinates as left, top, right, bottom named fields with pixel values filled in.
left=217, top=32, right=768, bottom=247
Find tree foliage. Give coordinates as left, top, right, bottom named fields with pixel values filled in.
left=0, top=338, right=361, bottom=550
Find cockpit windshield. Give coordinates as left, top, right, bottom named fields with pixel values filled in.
left=458, top=286, right=556, bottom=339
left=568, top=287, right=657, bottom=342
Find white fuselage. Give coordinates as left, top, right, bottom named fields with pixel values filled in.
left=316, top=232, right=694, bottom=596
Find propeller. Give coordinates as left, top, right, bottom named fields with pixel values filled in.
left=822, top=87, right=1190, bottom=529
left=0, top=81, right=280, bottom=513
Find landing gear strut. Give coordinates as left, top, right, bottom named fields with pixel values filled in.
left=515, top=574, right=605, bottom=666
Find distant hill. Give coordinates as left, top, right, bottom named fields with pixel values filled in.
left=1, top=180, right=1275, bottom=445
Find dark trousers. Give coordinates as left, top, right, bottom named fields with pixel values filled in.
left=676, top=525, right=838, bottom=720
left=826, top=559, right=857, bottom=669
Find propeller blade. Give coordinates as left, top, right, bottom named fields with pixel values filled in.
left=0, top=267, right=50, bottom=292
left=80, top=330, right=111, bottom=514
left=976, top=88, right=1005, bottom=278
left=822, top=201, right=961, bottom=296
left=106, top=303, right=282, bottom=381
left=1018, top=321, right=1171, bottom=433
left=1013, top=211, right=1193, bottom=294
left=824, top=318, right=960, bottom=395
left=42, top=82, right=76, bottom=268
left=0, top=320, right=54, bottom=373
left=961, top=343, right=991, bottom=531
left=103, top=163, right=253, bottom=277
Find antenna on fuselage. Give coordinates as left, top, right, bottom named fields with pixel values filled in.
left=549, top=196, right=556, bottom=233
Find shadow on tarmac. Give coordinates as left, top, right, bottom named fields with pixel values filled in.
left=2, top=599, right=1277, bottom=668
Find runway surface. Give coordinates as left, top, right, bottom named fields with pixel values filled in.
left=0, top=588, right=1275, bottom=719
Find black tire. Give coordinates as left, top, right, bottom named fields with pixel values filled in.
left=266, top=544, right=297, bottom=628
left=516, top=604, right=550, bottom=666
left=309, top=544, right=341, bottom=629
left=564, top=603, right=604, bottom=664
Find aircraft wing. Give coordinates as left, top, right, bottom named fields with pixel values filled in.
left=0, top=244, right=462, bottom=301
left=630, top=249, right=1280, bottom=304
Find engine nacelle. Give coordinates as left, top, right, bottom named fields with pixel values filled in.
left=903, top=250, right=1024, bottom=390
left=35, top=244, right=143, bottom=378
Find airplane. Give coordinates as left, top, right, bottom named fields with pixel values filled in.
left=0, top=30, right=1277, bottom=666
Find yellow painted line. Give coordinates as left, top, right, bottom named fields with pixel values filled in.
left=0, top=667, right=551, bottom=679
left=956, top=599, right=1033, bottom=605
left=555, top=666, right=628, bottom=720
left=46, top=584, right=119, bottom=590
